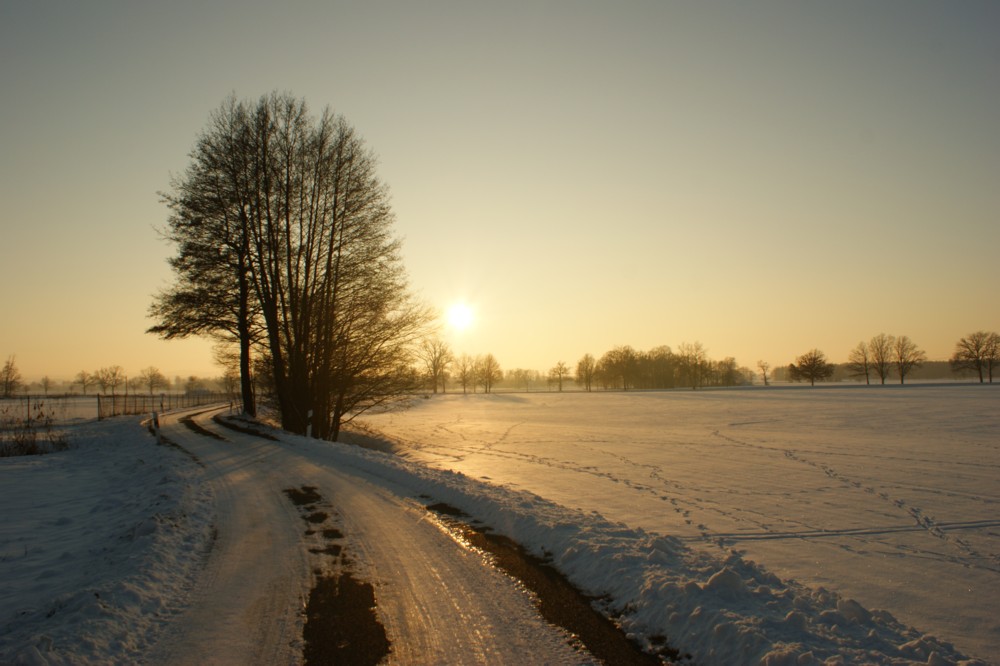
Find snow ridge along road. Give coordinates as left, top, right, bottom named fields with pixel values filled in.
left=148, top=408, right=591, bottom=665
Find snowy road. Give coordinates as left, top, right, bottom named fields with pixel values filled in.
left=149, top=408, right=590, bottom=665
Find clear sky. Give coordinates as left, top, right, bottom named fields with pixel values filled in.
left=2, top=1, right=998, bottom=382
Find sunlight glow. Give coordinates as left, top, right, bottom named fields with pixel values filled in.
left=446, top=303, right=474, bottom=331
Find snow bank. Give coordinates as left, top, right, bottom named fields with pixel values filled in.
left=303, top=434, right=983, bottom=665
left=0, top=418, right=214, bottom=665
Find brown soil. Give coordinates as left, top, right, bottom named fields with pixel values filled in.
left=283, top=485, right=391, bottom=666
left=284, top=485, right=323, bottom=506
left=303, top=572, right=390, bottom=665
left=426, top=502, right=683, bottom=665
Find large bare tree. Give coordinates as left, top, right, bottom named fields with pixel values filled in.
left=418, top=339, right=453, bottom=393
left=756, top=360, right=771, bottom=386
left=455, top=354, right=476, bottom=394
left=548, top=361, right=571, bottom=392
left=149, top=96, right=262, bottom=415
left=846, top=341, right=872, bottom=385
left=96, top=366, right=125, bottom=396
left=1, top=356, right=22, bottom=398
left=893, top=335, right=926, bottom=384
left=74, top=370, right=97, bottom=395
left=476, top=354, right=502, bottom=394
left=868, top=333, right=895, bottom=385
left=676, top=342, right=708, bottom=389
left=138, top=366, right=169, bottom=395
left=153, top=93, right=430, bottom=439
left=951, top=330, right=999, bottom=383
left=788, top=349, right=834, bottom=386
left=576, top=354, right=596, bottom=392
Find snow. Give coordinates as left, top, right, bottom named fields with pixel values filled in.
left=0, top=417, right=214, bottom=664
left=2, top=386, right=997, bottom=664
left=354, top=385, right=999, bottom=664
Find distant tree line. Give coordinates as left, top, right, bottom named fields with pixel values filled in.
left=581, top=343, right=752, bottom=390
left=783, top=330, right=999, bottom=386
left=414, top=341, right=753, bottom=393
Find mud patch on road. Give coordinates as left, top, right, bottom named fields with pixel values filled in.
left=426, top=502, right=682, bottom=665
left=283, top=485, right=390, bottom=666
left=303, top=570, right=390, bottom=665
left=284, top=486, right=323, bottom=506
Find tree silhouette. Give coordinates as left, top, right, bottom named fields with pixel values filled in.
left=788, top=349, right=834, bottom=386
left=152, top=93, right=430, bottom=439
left=893, top=336, right=926, bottom=384
left=951, top=331, right=999, bottom=383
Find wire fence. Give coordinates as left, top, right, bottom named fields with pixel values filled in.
left=1, top=395, right=99, bottom=424
left=97, top=392, right=234, bottom=419
left=0, top=392, right=239, bottom=425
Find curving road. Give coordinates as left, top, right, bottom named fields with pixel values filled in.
left=146, top=408, right=591, bottom=665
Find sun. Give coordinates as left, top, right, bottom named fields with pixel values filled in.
left=446, top=302, right=474, bottom=331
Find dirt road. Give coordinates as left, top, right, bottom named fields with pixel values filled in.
left=146, top=408, right=592, bottom=665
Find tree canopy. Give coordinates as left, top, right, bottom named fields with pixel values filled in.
left=150, top=93, right=430, bottom=439
left=788, top=349, right=835, bottom=386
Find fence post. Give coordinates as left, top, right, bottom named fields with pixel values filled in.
left=151, top=412, right=162, bottom=443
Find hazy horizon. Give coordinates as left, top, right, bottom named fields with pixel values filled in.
left=2, top=2, right=997, bottom=381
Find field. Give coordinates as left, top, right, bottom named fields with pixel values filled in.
left=358, top=385, right=1000, bottom=661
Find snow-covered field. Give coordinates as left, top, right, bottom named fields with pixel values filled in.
left=2, top=386, right=996, bottom=664
left=357, top=385, right=1000, bottom=663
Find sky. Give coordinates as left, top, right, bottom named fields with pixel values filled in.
left=1, top=1, right=998, bottom=382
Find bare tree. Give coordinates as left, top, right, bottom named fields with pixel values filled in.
left=951, top=331, right=999, bottom=383
left=642, top=346, right=675, bottom=389
left=418, top=339, right=453, bottom=394
left=756, top=360, right=771, bottom=386
left=1, top=356, right=22, bottom=398
left=40, top=376, right=53, bottom=395
left=149, top=96, right=262, bottom=417
left=455, top=354, right=476, bottom=394
left=96, top=366, right=125, bottom=396
left=893, top=335, right=926, bottom=384
left=74, top=370, right=97, bottom=395
left=476, top=354, right=502, bottom=394
left=185, top=376, right=205, bottom=394
left=676, top=342, right=708, bottom=389
left=846, top=341, right=872, bottom=385
left=868, top=333, right=896, bottom=385
left=716, top=357, right=740, bottom=386
left=507, top=368, right=538, bottom=392
left=596, top=346, right=640, bottom=390
left=788, top=349, right=834, bottom=386
left=139, top=366, right=169, bottom=395
left=548, top=361, right=570, bottom=392
left=153, top=93, right=430, bottom=439
left=575, top=354, right=596, bottom=392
